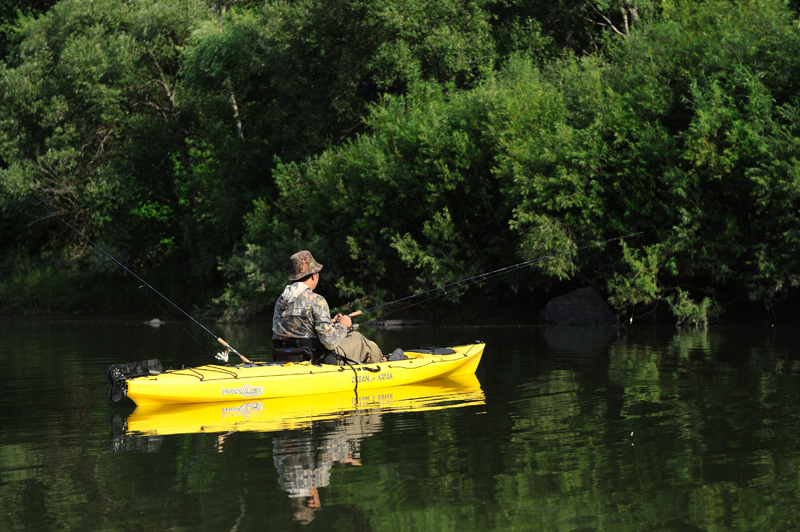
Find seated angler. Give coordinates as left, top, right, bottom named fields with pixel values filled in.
left=272, top=250, right=384, bottom=365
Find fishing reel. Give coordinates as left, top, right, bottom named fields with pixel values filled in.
left=215, top=349, right=231, bottom=363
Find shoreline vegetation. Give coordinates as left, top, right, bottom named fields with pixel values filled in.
left=2, top=1, right=800, bottom=327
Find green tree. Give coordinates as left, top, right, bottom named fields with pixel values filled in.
left=3, top=0, right=800, bottom=322
left=221, top=0, right=800, bottom=324
left=0, top=0, right=217, bottom=311
left=489, top=0, right=660, bottom=57
left=183, top=0, right=499, bottom=163
left=604, top=0, right=800, bottom=319
left=0, top=0, right=56, bottom=57
left=218, top=59, right=610, bottom=319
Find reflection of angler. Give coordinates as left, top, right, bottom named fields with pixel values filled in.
left=272, top=413, right=381, bottom=524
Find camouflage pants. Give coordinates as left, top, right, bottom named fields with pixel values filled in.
left=333, top=332, right=382, bottom=364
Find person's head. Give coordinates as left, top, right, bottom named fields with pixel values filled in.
left=288, top=250, right=323, bottom=283
left=292, top=499, right=317, bottom=524
left=291, top=488, right=321, bottom=524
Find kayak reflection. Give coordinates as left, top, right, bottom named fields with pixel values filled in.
left=112, top=375, right=484, bottom=523
left=122, top=374, right=484, bottom=436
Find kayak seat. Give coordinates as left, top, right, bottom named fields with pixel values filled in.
left=273, top=346, right=314, bottom=363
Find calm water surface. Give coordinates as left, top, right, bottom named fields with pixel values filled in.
left=1, top=320, right=800, bottom=531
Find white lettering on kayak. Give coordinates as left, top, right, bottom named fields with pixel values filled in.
left=221, top=383, right=264, bottom=398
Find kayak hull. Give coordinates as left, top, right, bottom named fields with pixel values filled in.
left=125, top=343, right=485, bottom=407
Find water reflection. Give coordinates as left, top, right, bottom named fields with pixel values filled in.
left=273, top=413, right=380, bottom=524
left=111, top=375, right=485, bottom=523
left=8, top=321, right=800, bottom=531
left=538, top=325, right=618, bottom=362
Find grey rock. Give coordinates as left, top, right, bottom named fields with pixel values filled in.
left=538, top=287, right=618, bottom=325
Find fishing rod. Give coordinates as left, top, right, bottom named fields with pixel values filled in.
left=2, top=176, right=251, bottom=364
left=361, top=232, right=643, bottom=317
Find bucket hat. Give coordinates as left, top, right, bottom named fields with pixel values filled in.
left=288, top=250, right=324, bottom=281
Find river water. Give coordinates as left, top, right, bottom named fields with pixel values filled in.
left=1, top=319, right=799, bottom=531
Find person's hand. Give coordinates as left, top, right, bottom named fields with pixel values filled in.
left=336, top=314, right=352, bottom=328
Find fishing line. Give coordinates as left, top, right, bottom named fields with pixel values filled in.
left=362, top=232, right=643, bottom=318
left=1, top=175, right=249, bottom=362
left=133, top=280, right=219, bottom=356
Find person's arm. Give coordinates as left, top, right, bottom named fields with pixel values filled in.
left=311, top=296, right=347, bottom=349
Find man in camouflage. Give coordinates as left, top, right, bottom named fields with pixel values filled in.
left=272, top=250, right=383, bottom=364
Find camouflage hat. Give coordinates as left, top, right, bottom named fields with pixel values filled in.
left=288, top=250, right=324, bottom=281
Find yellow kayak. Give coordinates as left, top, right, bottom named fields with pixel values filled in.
left=122, top=343, right=485, bottom=407
left=124, top=374, right=485, bottom=436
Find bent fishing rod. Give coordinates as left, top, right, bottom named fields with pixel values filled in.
left=359, top=232, right=643, bottom=318
left=3, top=177, right=251, bottom=364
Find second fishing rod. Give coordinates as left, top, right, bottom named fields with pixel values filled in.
left=356, top=232, right=643, bottom=320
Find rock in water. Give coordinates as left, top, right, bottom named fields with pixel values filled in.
left=538, top=287, right=618, bottom=325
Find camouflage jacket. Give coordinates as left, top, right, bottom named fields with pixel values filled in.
left=272, top=282, right=347, bottom=350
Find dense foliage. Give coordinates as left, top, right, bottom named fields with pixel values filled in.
left=1, top=0, right=799, bottom=324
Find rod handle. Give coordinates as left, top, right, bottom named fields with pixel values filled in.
left=217, top=337, right=252, bottom=364
left=349, top=310, right=362, bottom=318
